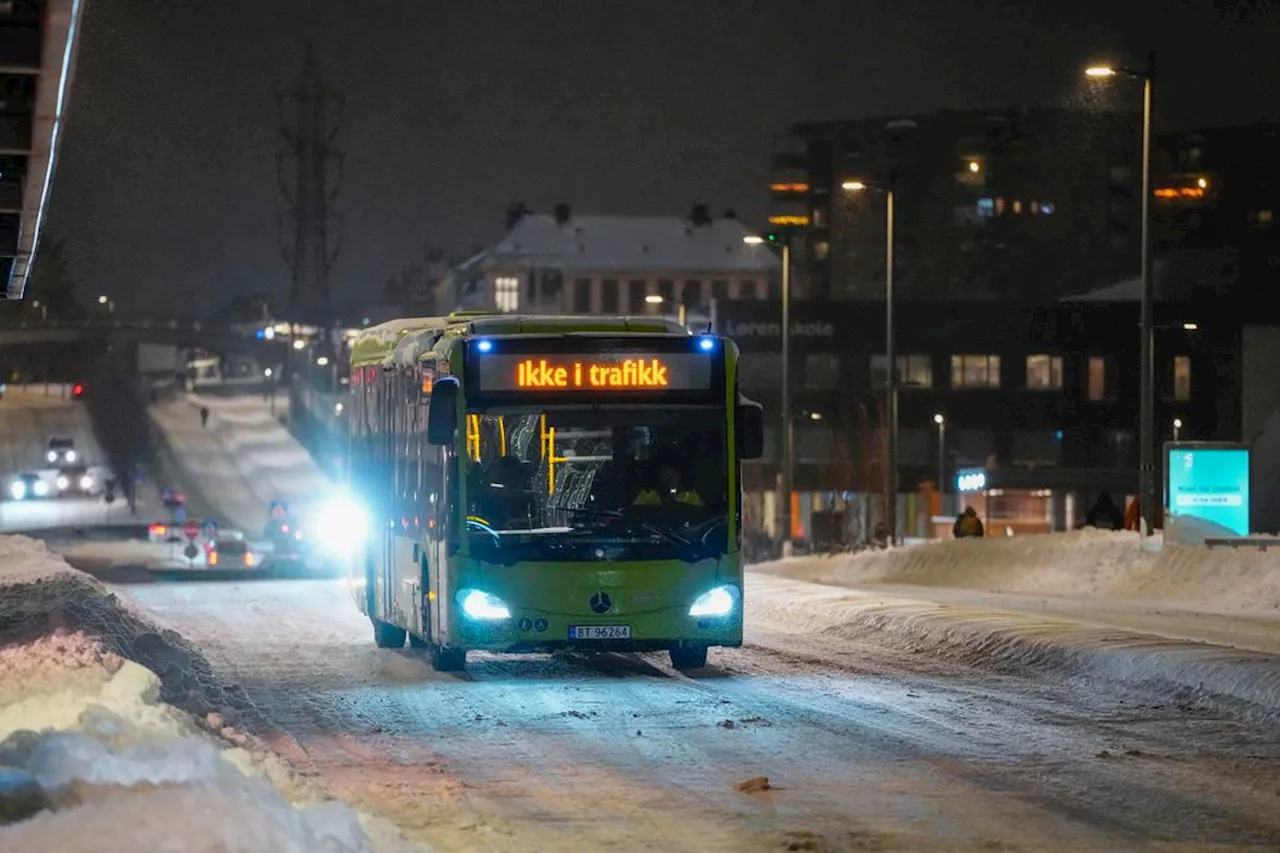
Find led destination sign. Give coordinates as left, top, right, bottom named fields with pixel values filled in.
left=477, top=352, right=713, bottom=393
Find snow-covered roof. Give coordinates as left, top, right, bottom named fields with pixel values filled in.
left=466, top=214, right=781, bottom=275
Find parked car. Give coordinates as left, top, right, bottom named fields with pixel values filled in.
left=206, top=536, right=258, bottom=569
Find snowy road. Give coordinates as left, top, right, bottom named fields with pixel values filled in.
left=112, top=575, right=1280, bottom=852
left=0, top=388, right=123, bottom=532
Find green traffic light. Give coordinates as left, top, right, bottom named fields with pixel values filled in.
left=766, top=233, right=778, bottom=242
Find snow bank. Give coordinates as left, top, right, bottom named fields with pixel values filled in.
left=756, top=529, right=1280, bottom=613
left=748, top=573, right=1280, bottom=718
left=0, top=536, right=426, bottom=852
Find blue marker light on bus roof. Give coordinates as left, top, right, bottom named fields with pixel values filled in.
left=697, top=336, right=716, bottom=352
left=476, top=339, right=493, bottom=353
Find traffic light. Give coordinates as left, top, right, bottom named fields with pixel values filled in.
left=765, top=232, right=779, bottom=243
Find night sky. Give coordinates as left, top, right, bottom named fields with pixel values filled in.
left=49, top=0, right=1279, bottom=317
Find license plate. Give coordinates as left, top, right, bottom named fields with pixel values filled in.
left=569, top=625, right=631, bottom=640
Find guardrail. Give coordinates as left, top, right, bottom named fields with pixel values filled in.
left=3, top=382, right=74, bottom=397
left=1204, top=536, right=1280, bottom=551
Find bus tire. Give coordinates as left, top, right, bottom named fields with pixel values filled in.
left=371, top=619, right=406, bottom=649
left=431, top=645, right=466, bottom=672
left=669, top=645, right=708, bottom=670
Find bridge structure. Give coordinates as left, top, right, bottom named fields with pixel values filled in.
left=1, top=0, right=88, bottom=299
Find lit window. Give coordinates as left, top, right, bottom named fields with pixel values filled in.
left=813, top=240, right=830, bottom=260
left=494, top=276, right=519, bottom=313
left=1258, top=210, right=1273, bottom=225
left=951, top=355, right=1001, bottom=389
left=1173, top=355, right=1192, bottom=401
left=1030, top=201, right=1040, bottom=214
left=1087, top=356, right=1107, bottom=401
left=1041, top=202, right=1055, bottom=215
left=1012, top=200, right=1023, bottom=214
left=995, top=197, right=1006, bottom=215
left=1026, top=354, right=1063, bottom=390
left=811, top=207, right=829, bottom=227
left=976, top=198, right=995, bottom=217
left=872, top=354, right=933, bottom=388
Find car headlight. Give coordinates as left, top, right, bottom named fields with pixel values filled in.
left=457, top=589, right=510, bottom=621
left=65, top=450, right=77, bottom=462
left=312, top=494, right=368, bottom=554
left=56, top=476, right=70, bottom=490
left=46, top=451, right=57, bottom=463
left=33, top=481, right=49, bottom=497
left=10, top=482, right=26, bottom=500
left=80, top=475, right=94, bottom=490
left=689, top=584, right=740, bottom=617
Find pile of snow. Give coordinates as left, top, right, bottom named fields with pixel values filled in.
left=0, top=535, right=424, bottom=852
left=756, top=529, right=1280, bottom=613
left=149, top=393, right=330, bottom=533
left=747, top=573, right=1280, bottom=719
left=0, top=536, right=250, bottom=719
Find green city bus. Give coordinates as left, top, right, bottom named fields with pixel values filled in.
left=345, top=312, right=763, bottom=671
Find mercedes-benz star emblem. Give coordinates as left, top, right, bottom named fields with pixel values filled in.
left=589, top=591, right=612, bottom=615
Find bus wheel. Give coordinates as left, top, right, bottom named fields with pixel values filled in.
left=371, top=619, right=406, bottom=649
left=669, top=645, right=708, bottom=670
left=431, top=645, right=466, bottom=672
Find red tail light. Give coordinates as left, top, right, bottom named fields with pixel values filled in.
left=72, top=383, right=84, bottom=397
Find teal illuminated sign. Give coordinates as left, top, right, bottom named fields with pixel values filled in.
left=1165, top=444, right=1250, bottom=536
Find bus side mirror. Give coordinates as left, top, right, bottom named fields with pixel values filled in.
left=427, top=377, right=459, bottom=445
left=738, top=397, right=764, bottom=460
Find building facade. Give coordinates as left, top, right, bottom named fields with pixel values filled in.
left=769, top=107, right=1144, bottom=302
left=723, top=296, right=1280, bottom=542
left=437, top=203, right=779, bottom=319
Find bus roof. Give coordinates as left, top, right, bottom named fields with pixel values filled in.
left=349, top=313, right=691, bottom=368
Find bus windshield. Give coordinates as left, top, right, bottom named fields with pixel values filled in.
left=463, top=406, right=726, bottom=562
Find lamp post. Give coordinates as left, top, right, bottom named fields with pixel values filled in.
left=743, top=233, right=793, bottom=554
left=1173, top=417, right=1182, bottom=442
left=1086, top=51, right=1156, bottom=540
left=934, top=413, right=947, bottom=506
left=841, top=178, right=898, bottom=545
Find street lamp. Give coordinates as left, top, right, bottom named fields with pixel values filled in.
left=316, top=356, right=330, bottom=367
left=1173, top=417, right=1182, bottom=441
left=1086, top=50, right=1156, bottom=540
left=743, top=232, right=794, bottom=553
left=933, top=414, right=947, bottom=504
left=292, top=338, right=306, bottom=350
left=842, top=177, right=898, bottom=545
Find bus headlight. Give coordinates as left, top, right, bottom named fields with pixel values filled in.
left=65, top=450, right=77, bottom=462
left=10, top=481, right=26, bottom=500
left=689, top=584, right=739, bottom=617
left=457, top=589, right=510, bottom=621
left=56, top=475, right=70, bottom=490
left=32, top=481, right=49, bottom=497
left=46, top=451, right=57, bottom=463
left=80, top=475, right=94, bottom=490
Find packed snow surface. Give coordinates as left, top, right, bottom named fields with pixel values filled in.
left=149, top=393, right=330, bottom=533
left=0, top=535, right=423, bottom=852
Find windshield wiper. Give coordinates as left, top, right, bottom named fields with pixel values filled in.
left=562, top=507, right=692, bottom=548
